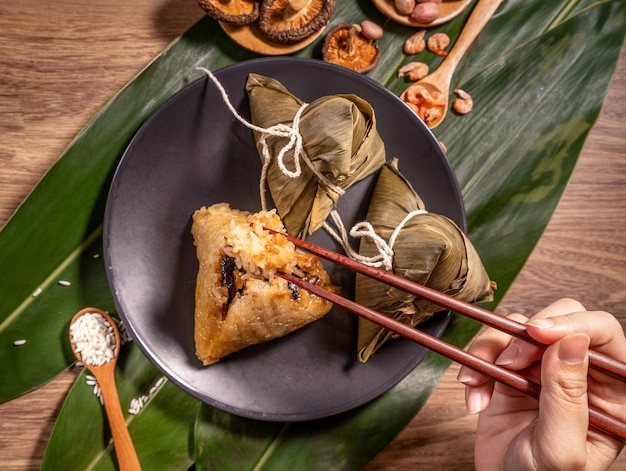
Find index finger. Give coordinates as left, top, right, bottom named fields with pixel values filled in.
left=488, top=298, right=590, bottom=371
left=526, top=309, right=626, bottom=363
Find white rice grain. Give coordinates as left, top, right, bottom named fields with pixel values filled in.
left=69, top=312, right=116, bottom=366
left=114, top=317, right=132, bottom=345
left=13, top=340, right=26, bottom=346
left=128, top=395, right=149, bottom=415
left=128, top=376, right=167, bottom=415
left=84, top=374, right=104, bottom=403
left=58, top=280, right=71, bottom=287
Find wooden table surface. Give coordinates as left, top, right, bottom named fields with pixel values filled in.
left=1, top=1, right=625, bottom=469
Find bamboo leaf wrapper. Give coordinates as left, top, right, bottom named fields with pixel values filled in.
left=245, top=73, right=386, bottom=238
left=356, top=159, right=494, bottom=361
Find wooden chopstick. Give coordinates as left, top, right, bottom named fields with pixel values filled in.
left=278, top=271, right=626, bottom=442
left=278, top=270, right=540, bottom=397
left=272, top=230, right=626, bottom=381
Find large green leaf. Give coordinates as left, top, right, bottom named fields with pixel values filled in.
left=0, top=0, right=623, bottom=468
left=42, top=342, right=199, bottom=470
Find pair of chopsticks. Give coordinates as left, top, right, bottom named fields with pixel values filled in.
left=270, top=230, right=626, bottom=442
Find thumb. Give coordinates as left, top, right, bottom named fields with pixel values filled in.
left=535, top=333, right=590, bottom=468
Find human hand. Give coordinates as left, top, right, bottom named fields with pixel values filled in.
left=457, top=298, right=626, bottom=470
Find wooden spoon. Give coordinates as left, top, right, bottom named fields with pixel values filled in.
left=69, top=307, right=141, bottom=471
left=400, top=0, right=503, bottom=129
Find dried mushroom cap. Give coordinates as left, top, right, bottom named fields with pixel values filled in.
left=197, top=0, right=260, bottom=25
left=258, top=0, right=336, bottom=44
left=322, top=23, right=381, bottom=74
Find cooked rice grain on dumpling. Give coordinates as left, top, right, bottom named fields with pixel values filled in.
left=191, top=203, right=337, bottom=365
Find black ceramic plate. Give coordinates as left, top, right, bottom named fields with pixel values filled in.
left=104, top=57, right=465, bottom=422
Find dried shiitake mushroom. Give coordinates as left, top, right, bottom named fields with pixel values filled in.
left=197, top=0, right=260, bottom=25
left=258, top=0, right=336, bottom=44
left=322, top=23, right=381, bottom=73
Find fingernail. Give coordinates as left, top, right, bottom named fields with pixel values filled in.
left=495, top=343, right=520, bottom=366
left=527, top=318, right=554, bottom=330
left=466, top=389, right=488, bottom=414
left=558, top=333, right=590, bottom=364
left=457, top=369, right=475, bottom=384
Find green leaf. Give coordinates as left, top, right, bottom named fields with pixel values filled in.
left=194, top=407, right=285, bottom=470
left=42, top=342, right=199, bottom=470
left=0, top=235, right=114, bottom=400
left=448, top=0, right=626, bottom=301
left=1, top=0, right=624, bottom=468
left=0, top=25, right=243, bottom=402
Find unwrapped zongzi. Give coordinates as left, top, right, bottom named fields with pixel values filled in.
left=191, top=203, right=338, bottom=365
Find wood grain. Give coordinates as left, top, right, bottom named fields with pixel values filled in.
left=0, top=1, right=624, bottom=469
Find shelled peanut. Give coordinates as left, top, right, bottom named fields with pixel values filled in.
left=394, top=0, right=443, bottom=24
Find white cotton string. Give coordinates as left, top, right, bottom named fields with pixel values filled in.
left=323, top=208, right=429, bottom=271
left=323, top=210, right=395, bottom=270
left=196, top=66, right=345, bottom=210
left=258, top=105, right=307, bottom=179
left=256, top=106, right=307, bottom=209
left=388, top=209, right=429, bottom=248
left=323, top=211, right=354, bottom=255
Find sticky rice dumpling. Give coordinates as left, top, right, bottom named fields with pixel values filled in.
left=356, top=159, right=495, bottom=362
left=191, top=203, right=337, bottom=365
left=245, top=73, right=386, bottom=239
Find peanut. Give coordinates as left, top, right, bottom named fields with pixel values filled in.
left=360, top=20, right=384, bottom=40
left=410, top=2, right=440, bottom=23
left=394, top=0, right=416, bottom=15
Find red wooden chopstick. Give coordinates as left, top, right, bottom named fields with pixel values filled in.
left=279, top=272, right=626, bottom=442
left=265, top=229, right=626, bottom=441
left=270, top=230, right=626, bottom=382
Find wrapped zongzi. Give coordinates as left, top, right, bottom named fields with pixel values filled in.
left=245, top=73, right=386, bottom=239
left=356, top=159, right=495, bottom=362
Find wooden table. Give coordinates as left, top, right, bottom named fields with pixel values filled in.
left=1, top=1, right=624, bottom=469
